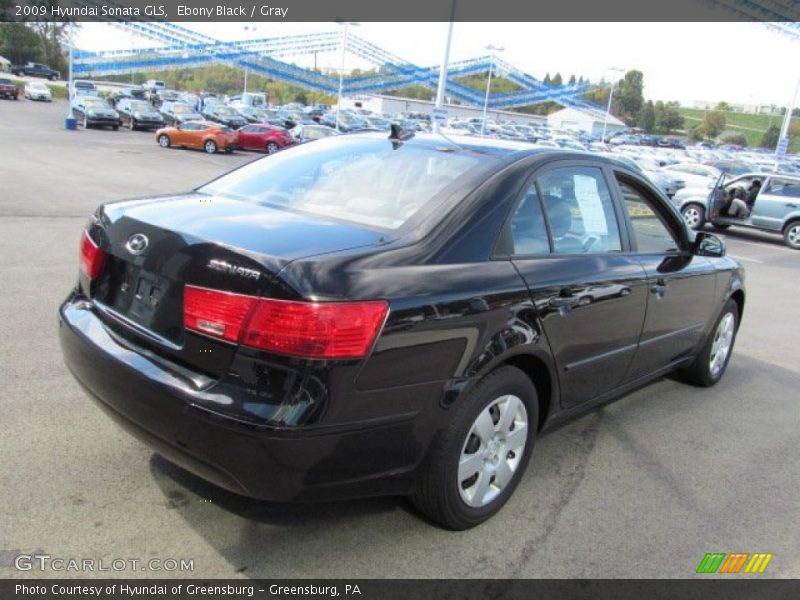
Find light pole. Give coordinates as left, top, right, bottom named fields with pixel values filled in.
left=65, top=21, right=76, bottom=130
left=433, top=0, right=456, bottom=134
left=480, top=44, right=504, bottom=136
left=775, top=76, right=799, bottom=169
left=335, top=21, right=359, bottom=131
left=242, top=25, right=258, bottom=95
left=601, top=66, right=625, bottom=142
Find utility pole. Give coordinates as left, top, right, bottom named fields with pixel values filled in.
left=433, top=0, right=456, bottom=134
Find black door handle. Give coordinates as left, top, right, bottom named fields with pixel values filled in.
left=651, top=278, right=667, bottom=299
left=548, top=296, right=580, bottom=308
left=786, top=203, right=798, bottom=209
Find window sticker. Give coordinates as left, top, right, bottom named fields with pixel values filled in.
left=573, top=174, right=609, bottom=235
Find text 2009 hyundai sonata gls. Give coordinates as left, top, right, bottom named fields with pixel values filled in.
left=59, top=132, right=744, bottom=529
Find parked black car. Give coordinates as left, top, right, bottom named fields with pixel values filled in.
left=59, top=134, right=744, bottom=530
left=71, top=96, right=119, bottom=130
left=159, top=101, right=203, bottom=127
left=116, top=99, right=165, bottom=131
left=11, top=61, right=59, bottom=80
left=108, top=87, right=147, bottom=108
left=201, top=105, right=247, bottom=129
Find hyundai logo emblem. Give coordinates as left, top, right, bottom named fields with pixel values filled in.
left=125, top=233, right=149, bottom=255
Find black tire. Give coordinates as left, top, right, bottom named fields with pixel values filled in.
left=678, top=299, right=739, bottom=387
left=681, top=204, right=705, bottom=231
left=112, top=125, right=118, bottom=131
left=157, top=134, right=171, bottom=148
left=266, top=141, right=279, bottom=154
left=712, top=222, right=731, bottom=231
left=412, top=365, right=538, bottom=530
left=204, top=140, right=217, bottom=154
left=782, top=220, right=800, bottom=250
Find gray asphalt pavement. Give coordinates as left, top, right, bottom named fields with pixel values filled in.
left=1, top=99, right=798, bottom=579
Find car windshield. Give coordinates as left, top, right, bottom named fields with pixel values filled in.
left=215, top=107, right=237, bottom=116
left=130, top=101, right=151, bottom=111
left=30, top=82, right=48, bottom=90
left=173, top=104, right=193, bottom=114
left=83, top=99, right=107, bottom=108
left=199, top=137, right=484, bottom=230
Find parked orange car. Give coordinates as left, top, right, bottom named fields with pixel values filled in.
left=155, top=121, right=236, bottom=154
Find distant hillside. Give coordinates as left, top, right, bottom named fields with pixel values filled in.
left=676, top=107, right=799, bottom=153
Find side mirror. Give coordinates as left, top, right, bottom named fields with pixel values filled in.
left=693, top=232, right=726, bottom=257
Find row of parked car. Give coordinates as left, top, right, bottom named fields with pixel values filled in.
left=39, top=80, right=800, bottom=247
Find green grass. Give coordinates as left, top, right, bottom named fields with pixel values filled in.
left=676, top=107, right=799, bottom=153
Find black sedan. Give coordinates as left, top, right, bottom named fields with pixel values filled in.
left=201, top=105, right=247, bottom=129
left=59, top=134, right=744, bottom=530
left=71, top=96, right=119, bottom=130
left=115, top=99, right=164, bottom=131
left=159, top=101, right=203, bottom=127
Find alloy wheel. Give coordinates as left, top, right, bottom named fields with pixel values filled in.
left=458, top=394, right=528, bottom=508
left=785, top=224, right=800, bottom=249
left=682, top=206, right=702, bottom=229
left=709, top=312, right=734, bottom=377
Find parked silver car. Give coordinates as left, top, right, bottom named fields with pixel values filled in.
left=676, top=172, right=800, bottom=249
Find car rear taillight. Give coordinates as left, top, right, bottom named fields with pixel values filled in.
left=183, top=285, right=388, bottom=359
left=79, top=231, right=107, bottom=280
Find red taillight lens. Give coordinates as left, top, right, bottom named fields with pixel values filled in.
left=80, top=231, right=107, bottom=280
left=183, top=285, right=388, bottom=359
left=242, top=297, right=388, bottom=359
left=184, top=286, right=257, bottom=343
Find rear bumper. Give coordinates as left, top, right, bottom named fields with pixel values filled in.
left=58, top=295, right=421, bottom=502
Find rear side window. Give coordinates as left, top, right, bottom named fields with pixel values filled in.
left=617, top=177, right=680, bottom=253
left=509, top=186, right=550, bottom=255
left=537, top=167, right=622, bottom=254
left=764, top=178, right=800, bottom=198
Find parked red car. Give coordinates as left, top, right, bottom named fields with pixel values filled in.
left=235, top=123, right=295, bottom=154
left=0, top=78, right=19, bottom=100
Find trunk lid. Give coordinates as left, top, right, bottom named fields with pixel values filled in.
left=88, top=193, right=387, bottom=374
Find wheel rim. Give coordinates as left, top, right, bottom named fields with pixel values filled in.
left=683, top=206, right=702, bottom=228
left=709, top=312, right=735, bottom=377
left=458, top=394, right=528, bottom=508
left=267, top=143, right=278, bottom=154
left=205, top=141, right=216, bottom=153
left=787, top=224, right=800, bottom=247
left=159, top=136, right=169, bottom=147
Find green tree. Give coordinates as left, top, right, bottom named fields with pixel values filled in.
left=0, top=22, right=42, bottom=65
left=719, top=133, right=747, bottom=147
left=568, top=74, right=576, bottom=85
left=701, top=110, right=726, bottom=138
left=551, top=72, right=563, bottom=86
left=714, top=101, right=731, bottom=111
left=637, top=100, right=656, bottom=132
left=654, top=101, right=684, bottom=133
left=611, top=70, right=644, bottom=125
left=759, top=124, right=781, bottom=148
left=543, top=73, right=551, bottom=86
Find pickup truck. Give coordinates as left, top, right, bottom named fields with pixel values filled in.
left=11, top=62, right=60, bottom=81
left=0, top=78, right=19, bottom=100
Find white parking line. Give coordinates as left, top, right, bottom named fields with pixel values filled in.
left=725, top=238, right=793, bottom=253
left=728, top=254, right=763, bottom=264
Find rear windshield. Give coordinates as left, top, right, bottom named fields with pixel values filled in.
left=199, top=137, right=484, bottom=230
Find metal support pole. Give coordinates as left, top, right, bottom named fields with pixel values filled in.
left=433, top=1, right=456, bottom=134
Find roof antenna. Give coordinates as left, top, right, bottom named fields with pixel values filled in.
left=389, top=123, right=414, bottom=141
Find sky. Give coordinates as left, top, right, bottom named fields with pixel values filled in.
left=75, top=22, right=800, bottom=107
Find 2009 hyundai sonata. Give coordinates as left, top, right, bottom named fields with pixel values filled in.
left=59, top=132, right=744, bottom=529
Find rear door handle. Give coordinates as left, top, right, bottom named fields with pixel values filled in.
left=651, top=278, right=667, bottom=299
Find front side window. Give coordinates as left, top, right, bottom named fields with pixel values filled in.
left=617, top=177, right=680, bottom=253
left=537, top=167, right=622, bottom=254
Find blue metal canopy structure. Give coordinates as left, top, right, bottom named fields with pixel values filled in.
left=72, top=20, right=604, bottom=110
